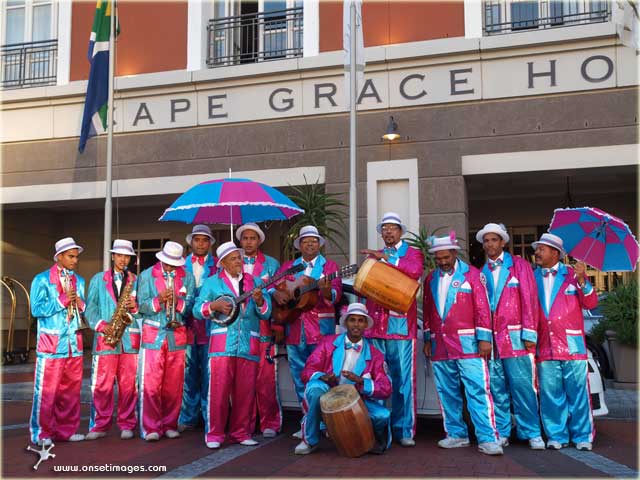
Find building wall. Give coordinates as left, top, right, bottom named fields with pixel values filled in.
left=70, top=1, right=188, bottom=81
left=318, top=0, right=465, bottom=52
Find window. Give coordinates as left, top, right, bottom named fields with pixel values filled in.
left=130, top=237, right=171, bottom=276
left=511, top=1, right=538, bottom=30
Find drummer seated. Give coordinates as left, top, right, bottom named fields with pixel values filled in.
left=295, top=303, right=392, bottom=455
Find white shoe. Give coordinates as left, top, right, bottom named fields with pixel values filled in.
left=69, top=434, right=85, bottom=442
left=240, top=438, right=258, bottom=446
left=145, top=432, right=160, bottom=442
left=498, top=436, right=509, bottom=447
left=165, top=430, right=180, bottom=439
left=120, top=430, right=134, bottom=440
left=292, top=429, right=303, bottom=439
left=206, top=441, right=221, bottom=449
left=529, top=437, right=545, bottom=450
left=478, top=442, right=504, bottom=456
left=37, top=438, right=53, bottom=447
left=576, top=442, right=592, bottom=451
left=547, top=440, right=566, bottom=450
left=400, top=438, right=415, bottom=447
left=294, top=441, right=317, bottom=455
left=263, top=429, right=277, bottom=438
left=438, top=436, right=470, bottom=449
left=85, top=431, right=106, bottom=441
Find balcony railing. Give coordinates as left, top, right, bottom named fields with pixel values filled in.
left=207, top=6, right=303, bottom=68
left=1, top=39, right=58, bottom=89
left=483, top=1, right=611, bottom=35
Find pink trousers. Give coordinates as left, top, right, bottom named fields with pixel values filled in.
left=250, top=342, right=282, bottom=433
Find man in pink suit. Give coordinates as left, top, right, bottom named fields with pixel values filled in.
left=295, top=303, right=392, bottom=455
left=237, top=223, right=282, bottom=439
left=360, top=212, right=424, bottom=447
left=193, top=241, right=272, bottom=449
left=423, top=232, right=503, bottom=455
left=271, top=225, right=343, bottom=439
left=137, top=241, right=195, bottom=442
left=476, top=223, right=544, bottom=450
left=532, top=233, right=597, bottom=451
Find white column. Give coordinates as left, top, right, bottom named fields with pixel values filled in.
left=464, top=0, right=483, bottom=39
left=56, top=0, right=72, bottom=85
left=303, top=0, right=319, bottom=57
left=187, top=0, right=209, bottom=71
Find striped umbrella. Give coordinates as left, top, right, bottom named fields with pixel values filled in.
left=549, top=207, right=639, bottom=272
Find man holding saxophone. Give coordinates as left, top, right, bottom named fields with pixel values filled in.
left=137, top=241, right=195, bottom=442
left=85, top=239, right=140, bottom=441
left=29, top=237, right=87, bottom=446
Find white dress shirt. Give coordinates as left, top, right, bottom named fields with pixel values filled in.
left=437, top=260, right=457, bottom=318
left=224, top=271, right=243, bottom=296
left=192, top=255, right=207, bottom=288
left=542, top=262, right=560, bottom=312
left=302, top=255, right=322, bottom=277
left=339, top=338, right=363, bottom=384
left=243, top=256, right=256, bottom=275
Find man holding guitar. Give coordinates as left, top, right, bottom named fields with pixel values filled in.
left=193, top=241, right=272, bottom=449
left=271, top=225, right=343, bottom=439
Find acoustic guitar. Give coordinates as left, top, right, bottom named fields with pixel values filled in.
left=272, top=264, right=358, bottom=325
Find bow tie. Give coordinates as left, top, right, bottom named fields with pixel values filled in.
left=542, top=267, right=558, bottom=278
left=488, top=258, right=503, bottom=271
left=244, top=256, right=256, bottom=265
left=302, top=260, right=314, bottom=269
left=162, top=271, right=176, bottom=280
left=60, top=268, right=74, bottom=278
left=345, top=341, right=362, bottom=352
left=440, top=270, right=453, bottom=277
left=113, top=271, right=123, bottom=282
left=383, top=246, right=397, bottom=255
left=191, top=255, right=206, bottom=266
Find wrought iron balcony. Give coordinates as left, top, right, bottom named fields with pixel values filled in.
left=483, top=1, right=611, bottom=35
left=207, top=6, right=303, bottom=68
left=1, top=39, right=58, bottom=89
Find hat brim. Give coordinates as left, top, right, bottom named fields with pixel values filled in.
left=216, top=248, right=245, bottom=268
left=235, top=225, right=265, bottom=244
left=53, top=245, right=84, bottom=261
left=428, top=244, right=461, bottom=253
left=339, top=312, right=373, bottom=329
left=109, top=248, right=136, bottom=256
left=531, top=240, right=565, bottom=258
left=156, top=251, right=186, bottom=267
left=294, top=234, right=325, bottom=250
left=376, top=222, right=407, bottom=234
left=186, top=233, right=216, bottom=245
left=475, top=227, right=509, bottom=244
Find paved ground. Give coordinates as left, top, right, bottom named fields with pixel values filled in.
left=2, top=361, right=638, bottom=478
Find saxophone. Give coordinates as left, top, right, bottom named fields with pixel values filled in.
left=104, top=272, right=135, bottom=347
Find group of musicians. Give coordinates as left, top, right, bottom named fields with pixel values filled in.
left=28, top=213, right=597, bottom=457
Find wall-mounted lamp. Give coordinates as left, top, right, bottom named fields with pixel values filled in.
left=382, top=116, right=400, bottom=141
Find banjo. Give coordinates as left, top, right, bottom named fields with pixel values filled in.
left=211, top=263, right=304, bottom=327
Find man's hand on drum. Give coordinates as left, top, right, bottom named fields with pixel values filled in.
left=210, top=299, right=232, bottom=316
left=478, top=340, right=492, bottom=359
left=318, top=277, right=332, bottom=300
left=320, top=373, right=339, bottom=387
left=341, top=370, right=364, bottom=385
left=360, top=249, right=388, bottom=262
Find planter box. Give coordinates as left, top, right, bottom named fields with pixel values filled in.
left=606, top=331, right=638, bottom=384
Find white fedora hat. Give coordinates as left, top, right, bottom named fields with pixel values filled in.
left=475, top=223, right=510, bottom=244
left=532, top=233, right=565, bottom=258
left=376, top=211, right=407, bottom=234
left=338, top=302, right=373, bottom=329
left=110, top=239, right=136, bottom=256
left=53, top=237, right=84, bottom=261
left=155, top=241, right=186, bottom=267
left=186, top=224, right=215, bottom=245
left=235, top=223, right=265, bottom=244
left=293, top=225, right=325, bottom=250
left=428, top=232, right=462, bottom=253
left=216, top=241, right=245, bottom=268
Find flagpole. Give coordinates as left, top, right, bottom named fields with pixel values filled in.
left=103, top=0, right=115, bottom=271
left=348, top=0, right=357, bottom=266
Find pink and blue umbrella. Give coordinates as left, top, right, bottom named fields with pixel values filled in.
left=159, top=178, right=304, bottom=224
left=549, top=207, right=639, bottom=272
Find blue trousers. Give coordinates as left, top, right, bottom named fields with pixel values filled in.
left=286, top=342, right=317, bottom=406
left=371, top=338, right=416, bottom=441
left=301, top=379, right=391, bottom=450
left=538, top=360, right=594, bottom=444
left=178, top=342, right=209, bottom=427
left=489, top=354, right=541, bottom=440
left=432, top=358, right=499, bottom=444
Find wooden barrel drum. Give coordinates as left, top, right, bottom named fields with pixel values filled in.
left=353, top=258, right=419, bottom=314
left=320, top=384, right=375, bottom=458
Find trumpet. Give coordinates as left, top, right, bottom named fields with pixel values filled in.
left=63, top=269, right=90, bottom=332
left=165, top=274, right=180, bottom=330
